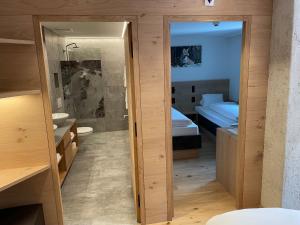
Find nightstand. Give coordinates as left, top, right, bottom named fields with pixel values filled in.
left=185, top=110, right=199, bottom=124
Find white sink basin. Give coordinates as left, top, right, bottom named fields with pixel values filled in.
left=52, top=113, right=69, bottom=126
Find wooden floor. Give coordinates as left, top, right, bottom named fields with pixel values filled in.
left=152, top=133, right=236, bottom=225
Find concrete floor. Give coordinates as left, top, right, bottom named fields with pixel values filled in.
left=60, top=130, right=234, bottom=225
left=61, top=130, right=137, bottom=225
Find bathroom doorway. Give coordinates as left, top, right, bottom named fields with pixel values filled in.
left=33, top=16, right=142, bottom=224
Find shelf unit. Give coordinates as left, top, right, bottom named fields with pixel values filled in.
left=0, top=165, right=50, bottom=192
left=0, top=38, right=40, bottom=93
left=0, top=34, right=63, bottom=225
left=0, top=90, right=41, bottom=99
left=0, top=38, right=35, bottom=45
left=55, top=119, right=79, bottom=185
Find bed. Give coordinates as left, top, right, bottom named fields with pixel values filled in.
left=172, top=107, right=202, bottom=160
left=195, top=94, right=239, bottom=135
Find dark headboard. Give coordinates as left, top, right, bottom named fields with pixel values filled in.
left=172, top=79, right=230, bottom=114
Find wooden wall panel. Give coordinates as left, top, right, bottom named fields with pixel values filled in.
left=0, top=95, right=49, bottom=170
left=0, top=15, right=34, bottom=40
left=0, top=0, right=273, bottom=224
left=242, top=16, right=272, bottom=208
left=172, top=80, right=230, bottom=114
left=138, top=15, right=168, bottom=224
left=0, top=0, right=272, bottom=16
left=216, top=128, right=238, bottom=197
left=0, top=44, right=41, bottom=92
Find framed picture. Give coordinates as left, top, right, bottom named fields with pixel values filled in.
left=171, top=45, right=202, bottom=67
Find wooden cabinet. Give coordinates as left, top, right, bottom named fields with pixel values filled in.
left=0, top=37, right=64, bottom=224
left=216, top=128, right=238, bottom=198
left=0, top=204, right=45, bottom=225
left=55, top=119, right=79, bottom=185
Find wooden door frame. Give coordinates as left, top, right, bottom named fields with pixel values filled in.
left=163, top=15, right=252, bottom=219
left=32, top=15, right=145, bottom=224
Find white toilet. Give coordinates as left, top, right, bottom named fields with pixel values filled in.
left=77, top=127, right=94, bottom=137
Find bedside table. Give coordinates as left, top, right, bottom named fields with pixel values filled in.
left=185, top=111, right=199, bottom=124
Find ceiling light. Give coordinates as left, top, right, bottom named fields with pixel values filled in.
left=54, top=28, right=74, bottom=32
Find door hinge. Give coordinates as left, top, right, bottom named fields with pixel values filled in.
left=137, top=193, right=141, bottom=208
left=134, top=122, right=137, bottom=137
left=130, top=38, right=134, bottom=58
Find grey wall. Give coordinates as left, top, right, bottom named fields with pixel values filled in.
left=282, top=0, right=300, bottom=209
left=262, top=0, right=300, bottom=209
left=65, top=38, right=128, bottom=132
left=44, top=28, right=65, bottom=113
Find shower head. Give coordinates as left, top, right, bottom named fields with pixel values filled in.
left=64, top=43, right=79, bottom=61
left=66, top=43, right=79, bottom=49
left=73, top=43, right=79, bottom=49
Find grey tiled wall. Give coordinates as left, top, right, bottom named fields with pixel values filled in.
left=44, top=28, right=65, bottom=113
left=44, top=30, right=128, bottom=132
left=66, top=38, right=128, bottom=132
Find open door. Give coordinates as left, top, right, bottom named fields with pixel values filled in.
left=123, top=22, right=141, bottom=222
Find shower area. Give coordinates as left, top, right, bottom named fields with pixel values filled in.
left=41, top=22, right=137, bottom=225
left=43, top=25, right=129, bottom=132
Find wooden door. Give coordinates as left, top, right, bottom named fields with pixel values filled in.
left=123, top=22, right=141, bottom=222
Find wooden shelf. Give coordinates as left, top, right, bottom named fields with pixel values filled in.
left=0, top=90, right=41, bottom=99
left=0, top=165, right=50, bottom=192
left=0, top=38, right=35, bottom=45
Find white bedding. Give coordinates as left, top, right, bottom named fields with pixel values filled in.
left=172, top=107, right=192, bottom=127
left=172, top=122, right=199, bottom=137
left=172, top=107, right=199, bottom=137
left=208, top=102, right=239, bottom=121
left=195, top=106, right=238, bottom=128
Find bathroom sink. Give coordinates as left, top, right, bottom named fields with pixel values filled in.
left=52, top=113, right=69, bottom=126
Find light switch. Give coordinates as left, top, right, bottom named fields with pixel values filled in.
left=57, top=97, right=62, bottom=108
left=205, top=0, right=215, bottom=7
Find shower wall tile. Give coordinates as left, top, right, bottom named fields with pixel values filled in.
left=66, top=38, right=128, bottom=132
left=44, top=28, right=66, bottom=113
left=105, top=114, right=128, bottom=132
left=61, top=60, right=105, bottom=121
left=105, top=86, right=126, bottom=100
left=104, top=72, right=125, bottom=87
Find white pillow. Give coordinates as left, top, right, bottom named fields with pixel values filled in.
left=200, top=94, right=224, bottom=107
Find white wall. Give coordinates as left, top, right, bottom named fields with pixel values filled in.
left=171, top=33, right=242, bottom=101
left=226, top=35, right=243, bottom=102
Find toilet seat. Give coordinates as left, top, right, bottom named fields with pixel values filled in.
left=77, top=127, right=93, bottom=137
